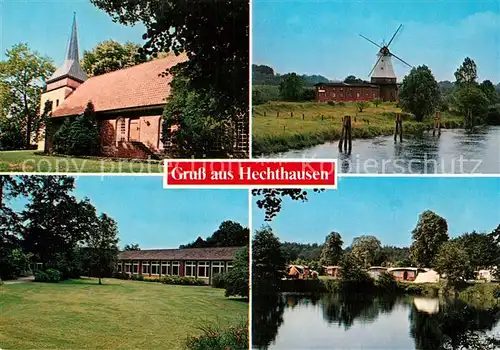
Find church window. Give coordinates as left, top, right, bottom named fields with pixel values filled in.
left=56, top=100, right=59, bottom=107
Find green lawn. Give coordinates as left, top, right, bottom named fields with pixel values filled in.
left=252, top=101, right=463, bottom=155
left=0, top=151, right=163, bottom=173
left=0, top=278, right=248, bottom=349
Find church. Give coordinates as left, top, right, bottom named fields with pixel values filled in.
left=39, top=15, right=246, bottom=159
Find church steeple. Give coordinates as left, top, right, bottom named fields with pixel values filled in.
left=46, top=13, right=88, bottom=84
left=67, top=13, right=80, bottom=62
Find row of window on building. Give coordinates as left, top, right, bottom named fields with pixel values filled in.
left=319, top=91, right=377, bottom=98
left=117, top=260, right=232, bottom=278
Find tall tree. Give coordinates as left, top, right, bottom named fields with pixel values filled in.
left=319, top=232, right=343, bottom=266
left=279, top=73, right=304, bottom=101
left=455, top=86, right=489, bottom=121
left=434, top=241, right=473, bottom=286
left=87, top=213, right=119, bottom=285
left=20, top=176, right=92, bottom=278
left=398, top=65, right=441, bottom=122
left=90, top=0, right=249, bottom=157
left=224, top=245, right=249, bottom=298
left=351, top=235, right=382, bottom=268
left=409, top=210, right=449, bottom=267
left=454, top=57, right=477, bottom=87
left=252, top=226, right=286, bottom=296
left=0, top=43, right=55, bottom=147
left=81, top=40, right=148, bottom=77
left=180, top=220, right=249, bottom=248
left=452, top=232, right=498, bottom=271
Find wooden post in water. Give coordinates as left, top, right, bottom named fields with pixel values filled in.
left=433, top=111, right=441, bottom=136
left=338, top=116, right=345, bottom=150
left=346, top=115, right=352, bottom=151
left=339, top=116, right=352, bottom=152
left=264, top=111, right=266, bottom=117
left=302, top=113, right=305, bottom=120
left=290, top=112, right=293, bottom=118
left=394, top=113, right=403, bottom=142
left=277, top=111, right=280, bottom=118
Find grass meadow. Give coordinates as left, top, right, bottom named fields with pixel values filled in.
left=252, top=101, right=463, bottom=155
left=0, top=150, right=163, bottom=173
left=0, top=278, right=248, bottom=349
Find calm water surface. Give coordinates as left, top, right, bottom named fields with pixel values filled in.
left=252, top=294, right=500, bottom=350
left=265, top=126, right=500, bottom=174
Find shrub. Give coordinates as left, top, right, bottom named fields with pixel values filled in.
left=487, top=104, right=500, bottom=125
left=252, top=89, right=264, bottom=105
left=128, top=275, right=205, bottom=285
left=0, top=248, right=31, bottom=280
left=115, top=272, right=131, bottom=280
left=131, top=274, right=145, bottom=281
left=372, top=98, right=381, bottom=107
left=338, top=101, right=346, bottom=107
left=186, top=321, right=248, bottom=350
left=327, top=101, right=336, bottom=107
left=45, top=268, right=62, bottom=282
left=356, top=101, right=370, bottom=112
left=160, top=276, right=205, bottom=286
left=34, top=269, right=61, bottom=283
left=34, top=271, right=49, bottom=282
left=51, top=102, right=100, bottom=156
left=300, top=88, right=316, bottom=101
left=376, top=272, right=398, bottom=293
left=211, top=273, right=226, bottom=289
left=52, top=118, right=73, bottom=154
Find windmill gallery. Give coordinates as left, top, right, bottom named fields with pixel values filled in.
left=315, top=25, right=413, bottom=103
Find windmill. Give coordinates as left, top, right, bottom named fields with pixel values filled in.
left=359, top=24, right=413, bottom=102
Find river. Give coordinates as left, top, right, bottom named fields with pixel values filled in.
left=252, top=293, right=500, bottom=350
left=264, top=126, right=500, bottom=174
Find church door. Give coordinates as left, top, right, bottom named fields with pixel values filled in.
left=129, top=118, right=140, bottom=142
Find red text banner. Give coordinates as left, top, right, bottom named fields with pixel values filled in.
left=163, top=159, right=337, bottom=189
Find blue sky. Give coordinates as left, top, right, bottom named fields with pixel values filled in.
left=0, top=0, right=145, bottom=63
left=253, top=0, right=500, bottom=82
left=8, top=176, right=249, bottom=250
left=252, top=177, right=500, bottom=247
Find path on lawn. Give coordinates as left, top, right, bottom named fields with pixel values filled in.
left=1, top=276, right=34, bottom=284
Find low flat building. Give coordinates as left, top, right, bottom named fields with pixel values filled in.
left=315, top=82, right=380, bottom=103
left=117, top=247, right=240, bottom=284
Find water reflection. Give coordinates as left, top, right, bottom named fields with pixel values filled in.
left=265, top=126, right=500, bottom=174
left=252, top=294, right=500, bottom=350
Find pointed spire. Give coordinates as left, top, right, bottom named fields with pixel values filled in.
left=46, top=13, right=88, bottom=84
left=67, top=12, right=79, bottom=61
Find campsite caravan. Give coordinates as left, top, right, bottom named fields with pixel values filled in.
left=387, top=267, right=426, bottom=281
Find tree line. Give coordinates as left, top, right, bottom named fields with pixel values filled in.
left=179, top=220, right=249, bottom=249
left=399, top=57, right=500, bottom=124
left=253, top=210, right=500, bottom=296
left=2, top=0, right=249, bottom=158
left=253, top=60, right=500, bottom=127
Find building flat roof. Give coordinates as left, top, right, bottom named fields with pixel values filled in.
left=117, top=246, right=241, bottom=261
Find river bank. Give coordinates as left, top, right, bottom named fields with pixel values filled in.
left=279, top=278, right=500, bottom=306
left=252, top=101, right=464, bottom=155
